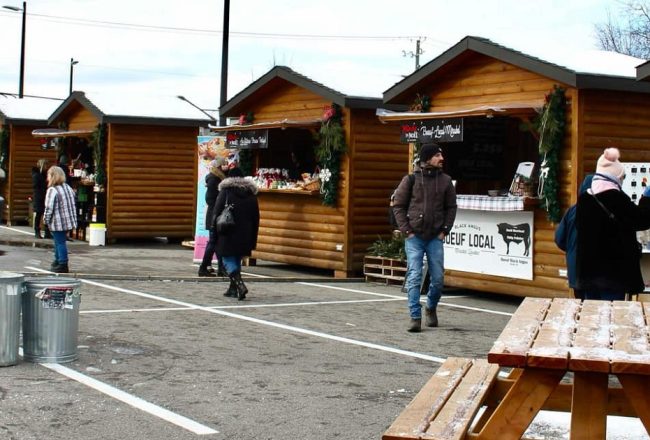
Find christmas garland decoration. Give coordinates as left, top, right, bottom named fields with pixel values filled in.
left=89, top=123, right=107, bottom=185
left=536, top=86, right=566, bottom=223
left=238, top=149, right=253, bottom=176
left=0, top=127, right=9, bottom=176
left=316, top=103, right=346, bottom=207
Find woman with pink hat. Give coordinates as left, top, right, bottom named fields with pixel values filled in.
left=575, top=148, right=650, bottom=300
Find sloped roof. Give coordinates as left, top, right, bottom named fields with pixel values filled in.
left=48, top=91, right=214, bottom=127
left=384, top=36, right=650, bottom=103
left=0, top=93, right=64, bottom=125
left=638, top=60, right=650, bottom=81
left=219, top=65, right=386, bottom=117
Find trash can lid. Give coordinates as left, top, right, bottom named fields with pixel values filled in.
left=25, top=277, right=81, bottom=289
left=0, top=271, right=24, bottom=282
left=89, top=223, right=106, bottom=229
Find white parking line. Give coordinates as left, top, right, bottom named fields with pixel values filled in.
left=42, top=362, right=218, bottom=435
left=2, top=225, right=33, bottom=235
left=297, top=282, right=514, bottom=316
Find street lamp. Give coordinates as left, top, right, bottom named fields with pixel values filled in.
left=2, top=1, right=26, bottom=98
left=69, top=58, right=78, bottom=95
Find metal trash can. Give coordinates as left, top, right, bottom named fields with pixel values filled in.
left=0, top=272, right=24, bottom=366
left=22, top=278, right=81, bottom=363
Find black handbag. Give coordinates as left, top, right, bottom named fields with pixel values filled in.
left=216, top=197, right=235, bottom=234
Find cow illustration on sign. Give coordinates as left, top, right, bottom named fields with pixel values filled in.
left=496, top=223, right=531, bottom=256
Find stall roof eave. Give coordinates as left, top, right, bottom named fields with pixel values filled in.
left=376, top=102, right=545, bottom=123
left=31, top=128, right=95, bottom=138
left=383, top=36, right=650, bottom=103
left=636, top=59, right=650, bottom=81
left=209, top=118, right=322, bottom=132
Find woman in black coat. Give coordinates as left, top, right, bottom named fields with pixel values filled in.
left=198, top=158, right=227, bottom=277
left=575, top=148, right=650, bottom=300
left=213, top=176, right=260, bottom=300
left=31, top=158, right=50, bottom=239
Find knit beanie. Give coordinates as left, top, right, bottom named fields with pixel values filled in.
left=596, top=148, right=625, bottom=180
left=419, top=143, right=443, bottom=163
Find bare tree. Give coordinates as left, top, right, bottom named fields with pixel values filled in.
left=595, top=1, right=650, bottom=59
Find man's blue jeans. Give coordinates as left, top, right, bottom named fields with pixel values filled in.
left=405, top=235, right=444, bottom=319
left=52, top=230, right=69, bottom=264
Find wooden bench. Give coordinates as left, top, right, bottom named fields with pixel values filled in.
left=382, top=357, right=499, bottom=440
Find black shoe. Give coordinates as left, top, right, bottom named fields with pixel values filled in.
left=50, top=260, right=59, bottom=270
left=407, top=318, right=421, bottom=333
left=198, top=268, right=216, bottom=277
left=425, top=307, right=438, bottom=328
left=223, top=280, right=238, bottom=297
left=228, top=270, right=248, bottom=300
left=52, top=263, right=69, bottom=274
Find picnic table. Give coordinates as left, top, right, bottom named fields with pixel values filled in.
left=476, top=297, right=650, bottom=439
left=383, top=297, right=650, bottom=440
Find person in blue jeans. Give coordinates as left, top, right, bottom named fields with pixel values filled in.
left=392, top=143, right=457, bottom=332
left=44, top=166, right=77, bottom=273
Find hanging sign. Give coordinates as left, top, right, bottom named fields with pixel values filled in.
left=400, top=118, right=463, bottom=143
left=226, top=129, right=268, bottom=149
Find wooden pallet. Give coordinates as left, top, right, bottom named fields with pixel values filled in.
left=364, top=256, right=407, bottom=285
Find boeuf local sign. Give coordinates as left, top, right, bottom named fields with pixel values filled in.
left=400, top=118, right=463, bottom=143
left=226, top=129, right=268, bottom=149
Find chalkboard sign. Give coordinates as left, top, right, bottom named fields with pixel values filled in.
left=226, top=129, right=269, bottom=149
left=400, top=118, right=463, bottom=143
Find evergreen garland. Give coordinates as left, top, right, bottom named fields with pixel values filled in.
left=0, top=127, right=9, bottom=175
left=238, top=149, right=253, bottom=176
left=89, top=123, right=107, bottom=185
left=316, top=103, right=346, bottom=207
left=536, top=86, right=566, bottom=223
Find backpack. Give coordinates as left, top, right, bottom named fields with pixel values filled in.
left=389, top=174, right=415, bottom=229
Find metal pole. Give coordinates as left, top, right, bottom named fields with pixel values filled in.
left=18, top=1, right=26, bottom=98
left=69, top=58, right=74, bottom=95
left=219, top=0, right=230, bottom=127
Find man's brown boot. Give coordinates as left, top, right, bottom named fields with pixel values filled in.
left=425, top=307, right=438, bottom=327
left=407, top=318, right=421, bottom=333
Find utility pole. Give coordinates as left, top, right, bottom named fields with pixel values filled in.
left=402, top=38, right=424, bottom=71
left=219, top=0, right=230, bottom=127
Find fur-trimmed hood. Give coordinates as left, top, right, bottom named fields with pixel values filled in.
left=218, top=177, right=258, bottom=195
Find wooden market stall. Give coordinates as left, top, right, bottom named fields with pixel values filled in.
left=0, top=94, right=63, bottom=224
left=216, top=66, right=407, bottom=277
left=638, top=60, right=650, bottom=81
left=40, top=91, right=213, bottom=241
left=381, top=36, right=650, bottom=298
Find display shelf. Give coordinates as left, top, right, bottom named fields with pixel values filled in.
left=257, top=188, right=319, bottom=196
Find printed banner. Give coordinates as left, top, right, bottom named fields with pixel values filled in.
left=193, top=135, right=228, bottom=263
left=444, top=209, right=534, bottom=280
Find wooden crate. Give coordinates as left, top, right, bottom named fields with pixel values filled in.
left=363, top=255, right=407, bottom=285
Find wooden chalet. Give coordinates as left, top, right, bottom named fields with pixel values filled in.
left=0, top=94, right=63, bottom=224
left=42, top=91, right=213, bottom=241
left=382, top=36, right=650, bottom=298
left=638, top=60, right=650, bottom=82
left=217, top=66, right=406, bottom=277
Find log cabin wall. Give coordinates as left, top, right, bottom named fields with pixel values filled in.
left=347, top=109, right=408, bottom=272
left=6, top=125, right=57, bottom=225
left=107, top=124, right=198, bottom=239
left=580, top=89, right=650, bottom=175
left=63, top=104, right=98, bottom=132
left=239, top=80, right=351, bottom=274
left=417, top=52, right=574, bottom=297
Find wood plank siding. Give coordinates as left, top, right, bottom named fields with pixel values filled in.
left=419, top=53, right=574, bottom=297
left=348, top=109, right=408, bottom=271
left=107, top=124, right=198, bottom=239
left=5, top=125, right=57, bottom=225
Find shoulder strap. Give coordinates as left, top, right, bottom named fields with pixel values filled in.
left=590, top=193, right=616, bottom=222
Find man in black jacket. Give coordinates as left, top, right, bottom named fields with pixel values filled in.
left=392, top=143, right=457, bottom=332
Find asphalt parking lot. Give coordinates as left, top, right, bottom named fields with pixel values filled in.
left=1, top=226, right=645, bottom=440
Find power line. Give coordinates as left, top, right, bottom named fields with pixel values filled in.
left=0, top=10, right=437, bottom=41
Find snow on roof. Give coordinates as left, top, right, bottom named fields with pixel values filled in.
left=541, top=49, right=643, bottom=77
left=0, top=94, right=63, bottom=122
left=79, top=91, right=213, bottom=121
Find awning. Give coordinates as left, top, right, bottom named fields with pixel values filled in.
left=376, top=102, right=544, bottom=122
left=209, top=118, right=322, bottom=132
left=32, top=128, right=94, bottom=138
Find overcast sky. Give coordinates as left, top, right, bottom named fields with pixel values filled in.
left=0, top=0, right=626, bottom=111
